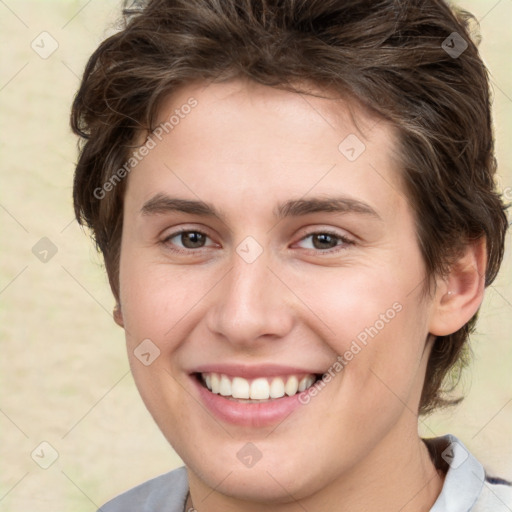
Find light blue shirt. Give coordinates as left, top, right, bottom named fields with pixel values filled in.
left=99, top=435, right=511, bottom=511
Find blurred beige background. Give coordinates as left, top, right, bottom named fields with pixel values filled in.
left=0, top=1, right=511, bottom=510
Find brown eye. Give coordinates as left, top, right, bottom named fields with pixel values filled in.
left=180, top=231, right=206, bottom=248
left=312, top=233, right=339, bottom=250
left=163, top=230, right=214, bottom=251
left=295, top=230, right=354, bottom=252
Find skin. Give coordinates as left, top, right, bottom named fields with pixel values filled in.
left=114, top=79, right=486, bottom=512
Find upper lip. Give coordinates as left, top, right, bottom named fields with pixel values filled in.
left=190, top=363, right=324, bottom=379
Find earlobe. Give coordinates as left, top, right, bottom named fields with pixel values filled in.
left=429, top=238, right=487, bottom=336
left=113, top=303, right=125, bottom=328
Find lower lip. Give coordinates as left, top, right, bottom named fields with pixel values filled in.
left=192, top=376, right=306, bottom=427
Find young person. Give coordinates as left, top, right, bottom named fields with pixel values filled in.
left=71, top=1, right=511, bottom=510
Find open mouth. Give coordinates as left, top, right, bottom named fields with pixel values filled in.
left=194, top=372, right=322, bottom=402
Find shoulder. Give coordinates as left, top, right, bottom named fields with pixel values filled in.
left=98, top=466, right=189, bottom=512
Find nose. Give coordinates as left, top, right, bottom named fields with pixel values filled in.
left=205, top=251, right=295, bottom=347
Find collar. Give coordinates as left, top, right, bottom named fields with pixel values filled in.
left=425, top=434, right=485, bottom=512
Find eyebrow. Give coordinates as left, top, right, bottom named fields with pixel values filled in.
left=276, top=197, right=380, bottom=219
left=140, top=193, right=380, bottom=220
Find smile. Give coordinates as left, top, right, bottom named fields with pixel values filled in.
left=190, top=364, right=326, bottom=427
left=199, top=372, right=318, bottom=401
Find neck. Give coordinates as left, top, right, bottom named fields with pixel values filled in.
left=186, top=417, right=444, bottom=512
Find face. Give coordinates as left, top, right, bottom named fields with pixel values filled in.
left=118, top=80, right=437, bottom=502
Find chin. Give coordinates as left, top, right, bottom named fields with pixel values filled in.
left=183, top=441, right=328, bottom=504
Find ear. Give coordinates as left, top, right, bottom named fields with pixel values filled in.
left=429, top=238, right=487, bottom=336
left=113, top=302, right=125, bottom=328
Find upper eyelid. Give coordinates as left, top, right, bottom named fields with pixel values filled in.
left=294, top=225, right=355, bottom=242
left=162, top=226, right=350, bottom=239
left=293, top=231, right=354, bottom=250
left=163, top=229, right=216, bottom=246
left=162, top=225, right=214, bottom=239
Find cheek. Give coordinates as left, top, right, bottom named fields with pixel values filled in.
left=119, top=261, right=197, bottom=433
left=289, top=263, right=406, bottom=344
left=294, top=260, right=429, bottom=406
left=119, top=257, right=214, bottom=345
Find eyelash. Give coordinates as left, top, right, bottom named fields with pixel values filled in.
left=161, top=228, right=354, bottom=255
left=161, top=228, right=216, bottom=255
left=294, top=229, right=354, bottom=254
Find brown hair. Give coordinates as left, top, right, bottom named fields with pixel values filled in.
left=71, top=0, right=509, bottom=414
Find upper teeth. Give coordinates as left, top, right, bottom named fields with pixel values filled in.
left=202, top=373, right=316, bottom=400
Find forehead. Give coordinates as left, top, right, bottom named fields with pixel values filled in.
left=126, top=79, right=406, bottom=220
left=154, top=79, right=393, bottom=158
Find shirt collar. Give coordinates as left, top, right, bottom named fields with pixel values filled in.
left=425, top=434, right=485, bottom=512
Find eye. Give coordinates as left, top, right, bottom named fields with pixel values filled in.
left=162, top=229, right=216, bottom=251
left=295, top=231, right=353, bottom=252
